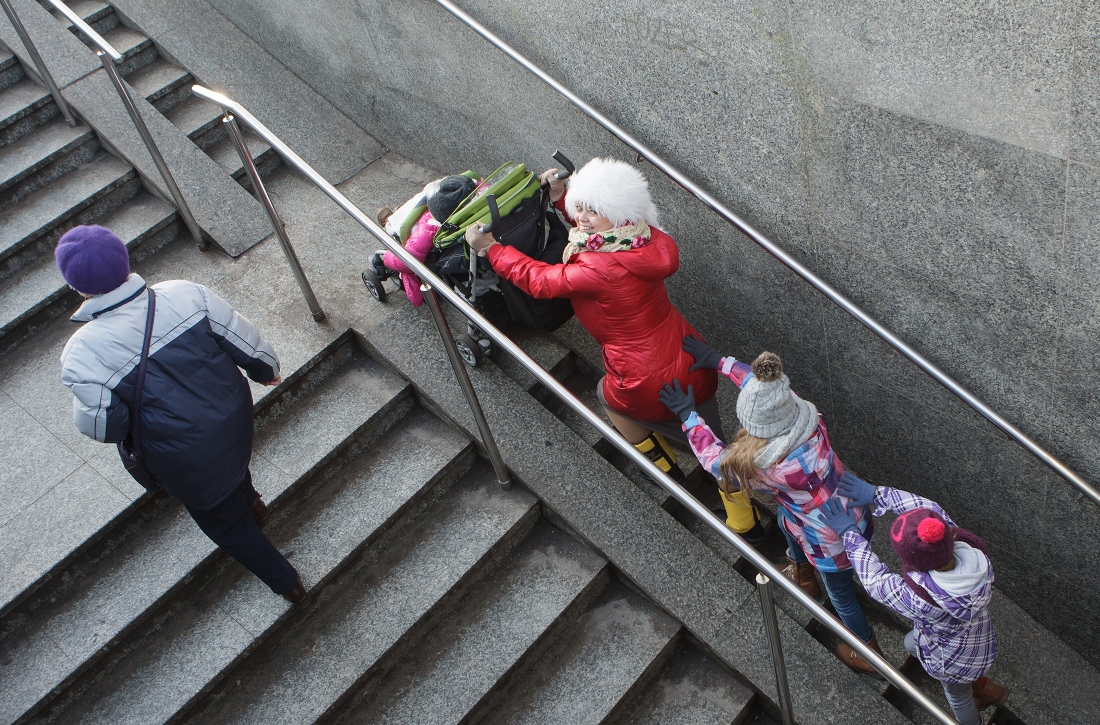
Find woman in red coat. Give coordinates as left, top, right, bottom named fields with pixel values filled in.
left=467, top=158, right=762, bottom=541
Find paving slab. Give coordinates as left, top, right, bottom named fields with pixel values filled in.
left=41, top=406, right=474, bottom=725
left=480, top=581, right=681, bottom=725
left=336, top=521, right=609, bottom=725
left=111, top=0, right=384, bottom=185
left=185, top=463, right=539, bottom=725
left=609, top=642, right=756, bottom=725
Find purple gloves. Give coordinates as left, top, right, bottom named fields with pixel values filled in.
left=820, top=498, right=859, bottom=536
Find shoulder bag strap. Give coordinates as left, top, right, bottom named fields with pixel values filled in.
left=130, top=287, right=156, bottom=459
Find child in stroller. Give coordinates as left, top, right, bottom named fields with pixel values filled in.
left=366, top=174, right=481, bottom=307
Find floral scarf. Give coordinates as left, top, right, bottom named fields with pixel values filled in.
left=562, top=221, right=651, bottom=263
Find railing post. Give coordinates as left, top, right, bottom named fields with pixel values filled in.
left=222, top=113, right=325, bottom=322
left=0, top=0, right=78, bottom=126
left=421, top=282, right=511, bottom=490
left=756, top=573, right=796, bottom=725
left=97, top=50, right=207, bottom=251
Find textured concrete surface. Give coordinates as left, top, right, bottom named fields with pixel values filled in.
left=203, top=0, right=1100, bottom=661
left=185, top=464, right=539, bottom=725
left=481, top=581, right=681, bottom=725
left=110, top=0, right=385, bottom=186
left=0, top=0, right=271, bottom=256
left=0, top=343, right=411, bottom=724
left=39, top=406, right=473, bottom=725
left=336, top=522, right=608, bottom=725
left=609, top=642, right=755, bottom=725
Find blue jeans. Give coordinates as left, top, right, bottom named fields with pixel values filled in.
left=904, top=631, right=981, bottom=725
left=783, top=526, right=873, bottom=643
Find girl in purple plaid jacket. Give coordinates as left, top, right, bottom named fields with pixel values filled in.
left=658, top=341, right=882, bottom=673
left=819, top=477, right=1010, bottom=724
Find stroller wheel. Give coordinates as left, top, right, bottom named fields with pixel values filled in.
left=361, top=269, right=387, bottom=302
left=454, top=334, right=484, bottom=368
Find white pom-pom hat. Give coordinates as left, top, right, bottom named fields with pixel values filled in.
left=565, top=158, right=660, bottom=228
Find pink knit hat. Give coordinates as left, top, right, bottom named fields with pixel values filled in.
left=890, top=508, right=955, bottom=572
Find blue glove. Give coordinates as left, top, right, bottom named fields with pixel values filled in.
left=683, top=335, right=721, bottom=372
left=820, top=498, right=859, bottom=536
left=836, top=471, right=876, bottom=508
left=658, top=379, right=696, bottom=424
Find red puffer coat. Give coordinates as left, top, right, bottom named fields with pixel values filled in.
left=486, top=223, right=717, bottom=422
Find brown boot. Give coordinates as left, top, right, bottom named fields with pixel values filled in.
left=282, top=577, right=310, bottom=607
left=781, top=556, right=822, bottom=599
left=835, top=633, right=885, bottom=676
left=972, top=676, right=1009, bottom=710
left=376, top=206, right=393, bottom=227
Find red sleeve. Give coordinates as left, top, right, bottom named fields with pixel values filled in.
left=487, top=244, right=603, bottom=299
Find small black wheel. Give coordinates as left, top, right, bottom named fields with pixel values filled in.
left=361, top=269, right=387, bottom=302
left=454, top=334, right=484, bottom=368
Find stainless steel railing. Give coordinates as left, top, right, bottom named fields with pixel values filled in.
left=33, top=0, right=207, bottom=250
left=428, top=0, right=1100, bottom=509
left=0, top=0, right=76, bottom=125
left=190, top=84, right=960, bottom=725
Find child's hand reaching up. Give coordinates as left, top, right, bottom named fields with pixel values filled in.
left=820, top=498, right=859, bottom=536
left=836, top=471, right=877, bottom=507
left=682, top=335, right=721, bottom=371
left=658, top=379, right=696, bottom=423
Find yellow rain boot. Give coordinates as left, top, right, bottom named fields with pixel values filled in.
left=635, top=433, right=686, bottom=482
left=720, top=486, right=767, bottom=545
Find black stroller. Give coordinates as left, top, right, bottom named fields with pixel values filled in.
left=362, top=152, right=576, bottom=367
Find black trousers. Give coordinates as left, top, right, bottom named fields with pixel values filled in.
left=185, top=471, right=299, bottom=594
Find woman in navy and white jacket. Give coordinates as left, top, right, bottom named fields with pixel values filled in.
left=57, top=225, right=307, bottom=604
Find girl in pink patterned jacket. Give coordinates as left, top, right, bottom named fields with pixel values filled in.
left=658, top=340, right=880, bottom=674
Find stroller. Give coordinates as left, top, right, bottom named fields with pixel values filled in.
left=362, top=152, right=576, bottom=367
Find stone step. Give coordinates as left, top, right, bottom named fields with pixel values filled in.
left=126, top=56, right=192, bottom=113
left=206, top=131, right=281, bottom=184
left=0, top=77, right=57, bottom=148
left=608, top=642, right=757, bottom=725
left=181, top=462, right=540, bottom=725
left=333, top=521, right=611, bottom=725
left=0, top=151, right=138, bottom=274
left=97, top=25, right=156, bottom=77
left=47, top=0, right=116, bottom=35
left=0, top=117, right=98, bottom=210
left=0, top=49, right=23, bottom=92
left=475, top=581, right=682, bottom=725
left=0, top=340, right=413, bottom=724
left=29, top=406, right=476, bottom=725
left=0, top=191, right=178, bottom=348
left=162, top=93, right=225, bottom=148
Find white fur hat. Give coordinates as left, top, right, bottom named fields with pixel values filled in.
left=565, top=158, right=659, bottom=228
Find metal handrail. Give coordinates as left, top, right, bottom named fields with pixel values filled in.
left=40, top=0, right=207, bottom=250
left=0, top=0, right=77, bottom=125
left=429, top=0, right=1099, bottom=508
left=190, top=84, right=959, bottom=725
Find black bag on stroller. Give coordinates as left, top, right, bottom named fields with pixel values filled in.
left=487, top=185, right=574, bottom=332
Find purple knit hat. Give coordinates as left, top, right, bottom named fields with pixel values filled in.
left=890, top=508, right=955, bottom=572
left=55, top=225, right=130, bottom=295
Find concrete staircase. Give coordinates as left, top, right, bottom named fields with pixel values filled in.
left=43, top=0, right=280, bottom=185
left=3, top=2, right=1100, bottom=723
left=0, top=39, right=179, bottom=349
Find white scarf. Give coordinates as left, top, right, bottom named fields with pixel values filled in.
left=562, top=221, right=651, bottom=263
left=752, top=397, right=820, bottom=470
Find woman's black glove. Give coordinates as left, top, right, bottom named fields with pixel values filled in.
left=683, top=335, right=721, bottom=371
left=659, top=379, right=696, bottom=423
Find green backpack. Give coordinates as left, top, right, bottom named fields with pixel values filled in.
left=433, top=163, right=542, bottom=249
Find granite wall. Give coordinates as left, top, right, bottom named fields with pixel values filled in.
left=204, top=0, right=1100, bottom=663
